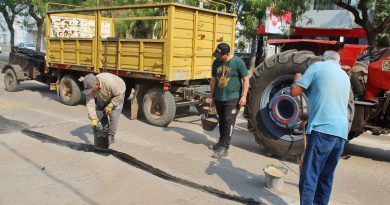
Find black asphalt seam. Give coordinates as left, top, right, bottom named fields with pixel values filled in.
left=21, top=129, right=264, bottom=205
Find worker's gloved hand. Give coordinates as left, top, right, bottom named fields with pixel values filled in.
left=91, top=118, right=99, bottom=128
left=104, top=105, right=113, bottom=116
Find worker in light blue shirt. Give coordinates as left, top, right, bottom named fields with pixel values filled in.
left=290, top=50, right=351, bottom=205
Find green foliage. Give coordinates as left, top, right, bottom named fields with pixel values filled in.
left=236, top=0, right=269, bottom=41
left=236, top=0, right=390, bottom=47
left=111, top=7, right=164, bottom=39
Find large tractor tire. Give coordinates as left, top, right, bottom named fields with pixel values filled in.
left=59, top=75, right=82, bottom=106
left=348, top=61, right=368, bottom=139
left=248, top=50, right=354, bottom=160
left=143, top=87, right=176, bottom=127
left=3, top=68, right=19, bottom=92
left=350, top=61, right=368, bottom=100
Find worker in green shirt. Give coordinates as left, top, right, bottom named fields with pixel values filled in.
left=209, top=43, right=250, bottom=158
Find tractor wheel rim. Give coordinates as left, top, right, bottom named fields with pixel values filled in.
left=268, top=88, right=301, bottom=128
left=259, top=75, right=308, bottom=142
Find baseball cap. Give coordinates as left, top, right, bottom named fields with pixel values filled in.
left=83, top=73, right=97, bottom=95
left=213, top=43, right=230, bottom=59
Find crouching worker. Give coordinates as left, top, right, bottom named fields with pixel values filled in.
left=83, top=73, right=126, bottom=144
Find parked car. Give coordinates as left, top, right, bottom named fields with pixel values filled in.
left=234, top=52, right=251, bottom=69
left=16, top=43, right=36, bottom=50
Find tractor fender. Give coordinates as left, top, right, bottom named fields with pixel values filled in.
left=1, top=64, right=26, bottom=81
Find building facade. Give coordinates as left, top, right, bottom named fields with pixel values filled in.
left=0, top=13, right=40, bottom=51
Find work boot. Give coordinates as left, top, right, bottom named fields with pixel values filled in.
left=209, top=141, right=223, bottom=150
left=108, top=135, right=115, bottom=144
left=211, top=147, right=228, bottom=159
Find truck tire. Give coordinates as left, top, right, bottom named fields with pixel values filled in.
left=59, top=75, right=82, bottom=106
left=143, top=88, right=176, bottom=127
left=4, top=69, right=19, bottom=92
left=249, top=50, right=319, bottom=159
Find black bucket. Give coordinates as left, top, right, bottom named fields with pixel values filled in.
left=201, top=113, right=219, bottom=131
left=94, top=128, right=109, bottom=150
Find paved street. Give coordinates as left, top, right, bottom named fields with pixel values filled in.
left=0, top=52, right=390, bottom=205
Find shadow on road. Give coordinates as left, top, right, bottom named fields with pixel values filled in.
left=70, top=125, right=93, bottom=145
left=205, top=158, right=289, bottom=205
left=0, top=141, right=99, bottom=205
left=163, top=126, right=216, bottom=149
left=170, top=111, right=262, bottom=155
left=343, top=143, right=390, bottom=163
left=18, top=82, right=59, bottom=101
left=0, top=115, right=30, bottom=134
left=17, top=82, right=87, bottom=105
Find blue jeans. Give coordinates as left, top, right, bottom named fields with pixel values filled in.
left=299, top=130, right=346, bottom=205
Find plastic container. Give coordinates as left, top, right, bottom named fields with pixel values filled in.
left=263, top=165, right=289, bottom=192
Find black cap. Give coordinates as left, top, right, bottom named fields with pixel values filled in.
left=213, top=43, right=230, bottom=59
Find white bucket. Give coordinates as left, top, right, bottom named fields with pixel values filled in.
left=263, top=165, right=289, bottom=192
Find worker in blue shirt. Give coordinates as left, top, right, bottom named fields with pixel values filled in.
left=290, top=50, right=350, bottom=205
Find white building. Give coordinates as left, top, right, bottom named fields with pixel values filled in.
left=0, top=13, right=40, bottom=51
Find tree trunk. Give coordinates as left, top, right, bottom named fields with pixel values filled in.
left=249, top=36, right=257, bottom=71
left=0, top=8, right=16, bottom=49
left=9, top=27, right=15, bottom=50
left=365, top=29, right=378, bottom=56
left=255, top=35, right=264, bottom=67
left=36, top=21, right=44, bottom=52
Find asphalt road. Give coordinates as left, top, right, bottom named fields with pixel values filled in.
left=0, top=53, right=389, bottom=205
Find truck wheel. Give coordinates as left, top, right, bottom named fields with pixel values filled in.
left=59, top=75, right=82, bottom=106
left=143, top=88, right=176, bottom=127
left=4, top=69, right=19, bottom=92
left=248, top=50, right=322, bottom=160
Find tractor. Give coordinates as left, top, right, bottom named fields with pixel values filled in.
left=247, top=39, right=390, bottom=160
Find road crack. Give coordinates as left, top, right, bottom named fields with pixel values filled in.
left=21, top=129, right=264, bottom=205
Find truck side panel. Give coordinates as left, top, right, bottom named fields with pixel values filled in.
left=46, top=4, right=236, bottom=82
left=169, top=7, right=235, bottom=81
left=49, top=39, right=94, bottom=67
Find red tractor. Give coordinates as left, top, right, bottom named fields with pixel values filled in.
left=247, top=39, right=390, bottom=160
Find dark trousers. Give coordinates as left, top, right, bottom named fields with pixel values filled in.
left=215, top=98, right=240, bottom=149
left=299, top=130, right=346, bottom=205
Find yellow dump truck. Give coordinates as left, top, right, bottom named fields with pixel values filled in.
left=2, top=1, right=236, bottom=127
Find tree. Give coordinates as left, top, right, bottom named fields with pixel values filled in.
left=236, top=0, right=270, bottom=70
left=265, top=0, right=390, bottom=49
left=27, top=0, right=46, bottom=52
left=0, top=0, right=27, bottom=49
left=334, top=0, right=390, bottom=48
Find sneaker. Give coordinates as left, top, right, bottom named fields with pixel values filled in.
left=211, top=147, right=228, bottom=159
left=108, top=135, right=115, bottom=144
left=209, top=141, right=223, bottom=150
